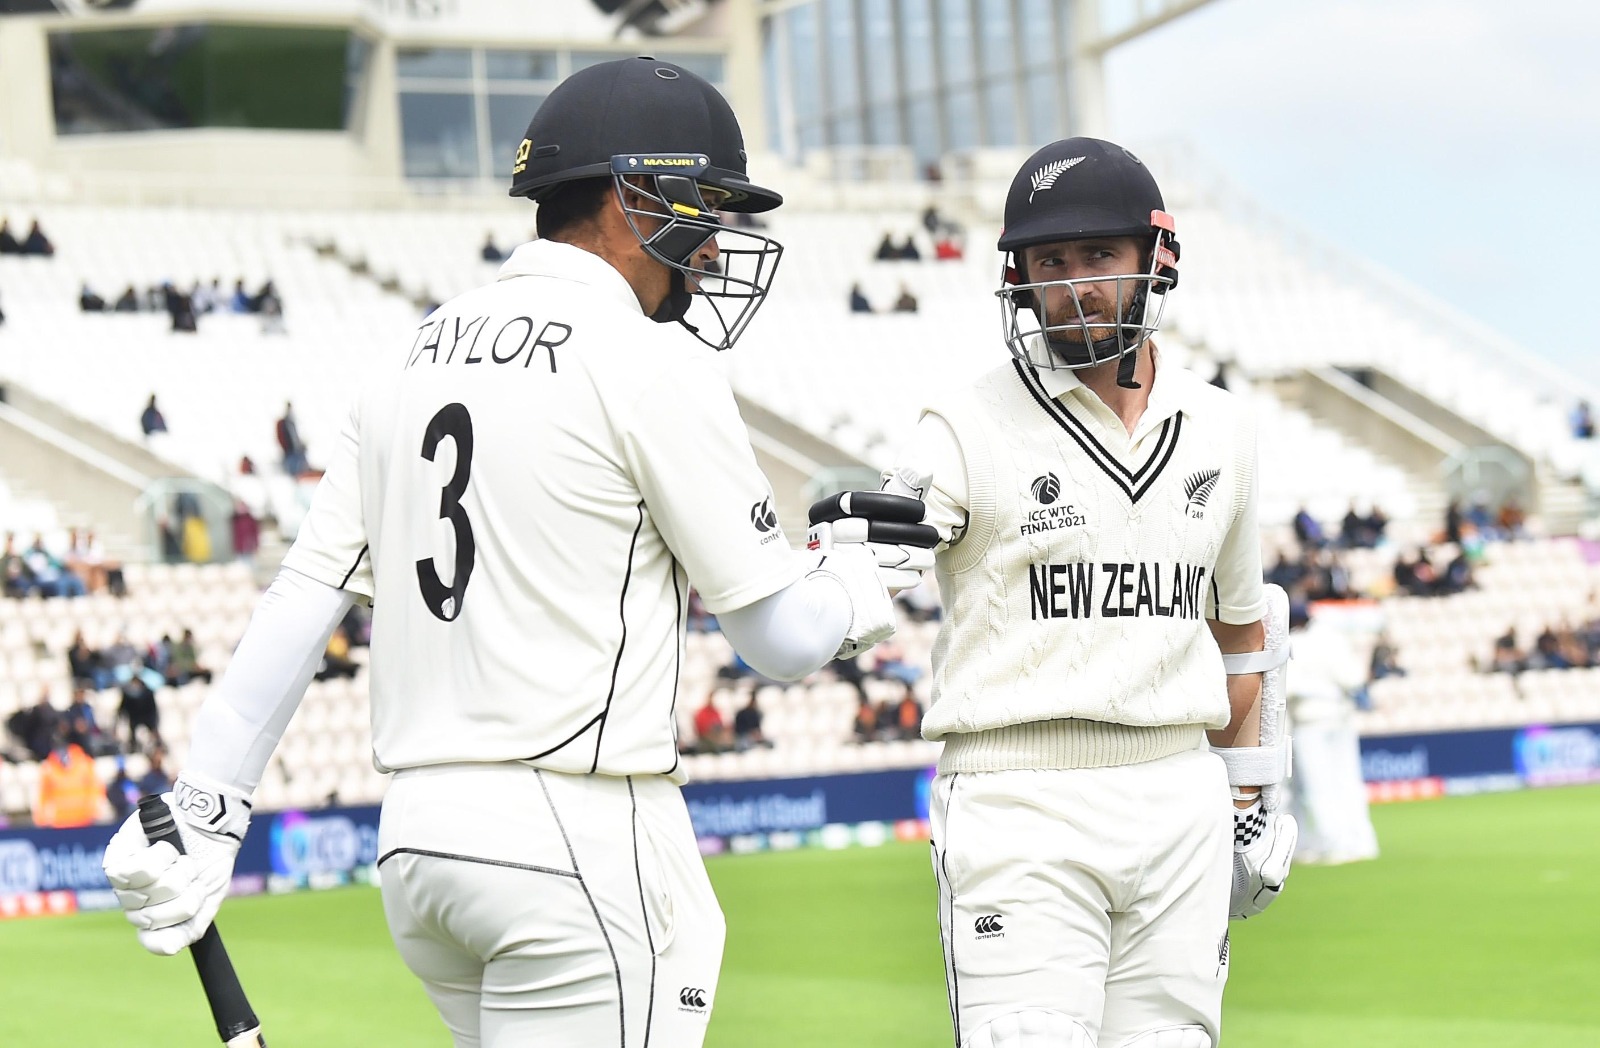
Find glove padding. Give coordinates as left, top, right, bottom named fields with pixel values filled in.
left=807, top=468, right=938, bottom=595
left=806, top=543, right=899, bottom=660
left=102, top=772, right=252, bottom=956
left=1230, top=798, right=1297, bottom=920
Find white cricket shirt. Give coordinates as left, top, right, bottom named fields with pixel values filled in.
left=903, top=350, right=1267, bottom=772
left=282, top=241, right=803, bottom=781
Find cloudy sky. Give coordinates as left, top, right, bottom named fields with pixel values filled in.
left=1102, top=0, right=1600, bottom=385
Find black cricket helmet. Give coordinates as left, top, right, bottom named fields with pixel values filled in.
left=995, top=138, right=1179, bottom=386
left=509, top=56, right=784, bottom=351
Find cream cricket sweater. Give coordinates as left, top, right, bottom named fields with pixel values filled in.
left=909, top=357, right=1266, bottom=773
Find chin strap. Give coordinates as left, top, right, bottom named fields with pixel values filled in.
left=1116, top=350, right=1140, bottom=389
left=649, top=268, right=694, bottom=328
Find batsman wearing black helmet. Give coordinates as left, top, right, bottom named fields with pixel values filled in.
left=877, top=139, right=1296, bottom=1048
left=101, top=58, right=936, bottom=1048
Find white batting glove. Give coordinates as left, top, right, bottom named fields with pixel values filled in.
left=807, top=469, right=938, bottom=596
left=1230, top=798, right=1297, bottom=920
left=102, top=771, right=252, bottom=955
left=806, top=544, right=898, bottom=660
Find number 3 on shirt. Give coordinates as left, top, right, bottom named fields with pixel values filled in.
left=416, top=403, right=475, bottom=621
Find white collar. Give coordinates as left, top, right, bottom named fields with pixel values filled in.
left=1031, top=345, right=1187, bottom=438
left=496, top=240, right=644, bottom=316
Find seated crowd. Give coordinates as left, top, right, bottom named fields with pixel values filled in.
left=1, top=530, right=123, bottom=599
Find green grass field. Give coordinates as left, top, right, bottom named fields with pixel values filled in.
left=7, top=785, right=1598, bottom=1047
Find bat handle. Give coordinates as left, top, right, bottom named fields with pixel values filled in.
left=137, top=795, right=266, bottom=1047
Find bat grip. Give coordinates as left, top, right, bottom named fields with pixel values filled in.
left=137, top=795, right=265, bottom=1046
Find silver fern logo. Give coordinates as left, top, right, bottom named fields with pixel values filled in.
left=1184, top=469, right=1221, bottom=518
left=1029, top=156, right=1086, bottom=202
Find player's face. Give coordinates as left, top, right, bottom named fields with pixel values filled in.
left=621, top=180, right=725, bottom=288
left=1023, top=236, right=1146, bottom=342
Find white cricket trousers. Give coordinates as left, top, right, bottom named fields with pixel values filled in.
left=931, top=748, right=1233, bottom=1048
left=377, top=763, right=724, bottom=1048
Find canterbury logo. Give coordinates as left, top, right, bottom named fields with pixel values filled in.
left=679, top=987, right=708, bottom=1009
left=974, top=914, right=1004, bottom=934
left=1184, top=469, right=1221, bottom=516
left=751, top=497, right=778, bottom=533
left=1029, top=157, right=1085, bottom=202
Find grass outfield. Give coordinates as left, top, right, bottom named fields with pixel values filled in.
left=7, top=785, right=1598, bottom=1047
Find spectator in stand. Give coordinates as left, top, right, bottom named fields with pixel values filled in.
left=874, top=231, right=898, bottom=261
left=231, top=498, right=261, bottom=566
left=691, top=692, right=731, bottom=754
left=68, top=630, right=113, bottom=690
left=117, top=672, right=162, bottom=753
left=1292, top=505, right=1327, bottom=549
left=2, top=532, right=35, bottom=598
left=849, top=282, right=874, bottom=314
left=1209, top=360, right=1230, bottom=391
left=829, top=654, right=871, bottom=704
left=21, top=219, right=54, bottom=257
left=139, top=394, right=167, bottom=438
left=107, top=758, right=141, bottom=822
left=166, top=628, right=213, bottom=686
left=64, top=527, right=120, bottom=595
left=22, top=534, right=87, bottom=598
left=163, top=282, right=198, bottom=333
left=1488, top=627, right=1524, bottom=674
left=1339, top=502, right=1366, bottom=549
left=79, top=282, right=107, bottom=312
left=0, top=217, right=19, bottom=254
left=113, top=285, right=140, bottom=312
left=933, top=233, right=964, bottom=261
left=893, top=684, right=923, bottom=740
left=852, top=695, right=879, bottom=744
left=481, top=232, right=505, bottom=262
left=1368, top=633, right=1406, bottom=680
left=1443, top=499, right=1464, bottom=545
left=34, top=727, right=101, bottom=828
left=276, top=401, right=309, bottom=475
left=139, top=746, right=173, bottom=795
left=229, top=279, right=250, bottom=313
left=921, top=205, right=943, bottom=236
left=1572, top=400, right=1595, bottom=439
left=1497, top=499, right=1527, bottom=540
left=870, top=638, right=921, bottom=687
left=1439, top=546, right=1475, bottom=596
left=1363, top=504, right=1390, bottom=546
left=1527, top=627, right=1573, bottom=671
left=896, top=234, right=921, bottom=261
left=892, top=284, right=920, bottom=314
left=7, top=689, right=61, bottom=760
left=732, top=693, right=771, bottom=751
left=66, top=685, right=117, bottom=757
left=314, top=626, right=361, bottom=681
left=259, top=289, right=287, bottom=335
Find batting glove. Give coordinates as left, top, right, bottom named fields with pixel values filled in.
left=806, top=544, right=899, bottom=660
left=102, top=771, right=252, bottom=955
left=1230, top=797, right=1297, bottom=920
left=807, top=467, right=938, bottom=595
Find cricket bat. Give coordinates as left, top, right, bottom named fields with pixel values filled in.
left=138, top=795, right=267, bottom=1048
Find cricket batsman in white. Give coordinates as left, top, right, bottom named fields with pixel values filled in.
left=853, top=138, right=1298, bottom=1047
left=99, top=58, right=934, bottom=1048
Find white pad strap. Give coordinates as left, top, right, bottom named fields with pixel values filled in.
left=1221, top=644, right=1288, bottom=675
left=1214, top=744, right=1288, bottom=788
left=1212, top=583, right=1292, bottom=811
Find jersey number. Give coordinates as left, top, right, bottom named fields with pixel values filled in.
left=415, top=403, right=475, bottom=621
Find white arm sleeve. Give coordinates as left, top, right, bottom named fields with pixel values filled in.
left=717, top=561, right=853, bottom=683
left=186, top=566, right=356, bottom=793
